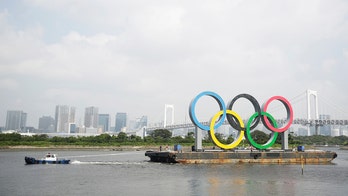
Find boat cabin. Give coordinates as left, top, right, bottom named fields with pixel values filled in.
left=44, top=153, right=57, bottom=161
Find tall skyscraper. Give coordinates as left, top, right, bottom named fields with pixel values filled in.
left=115, top=113, right=127, bottom=132
left=319, top=114, right=332, bottom=136
left=135, top=116, right=148, bottom=129
left=5, top=110, right=27, bottom=131
left=38, top=116, right=55, bottom=132
left=98, top=114, right=110, bottom=132
left=55, top=105, right=76, bottom=133
left=84, top=106, right=99, bottom=128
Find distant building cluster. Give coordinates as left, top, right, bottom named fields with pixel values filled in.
left=5, top=111, right=27, bottom=132
left=1, top=105, right=148, bottom=138
left=292, top=114, right=348, bottom=136
left=1, top=107, right=348, bottom=138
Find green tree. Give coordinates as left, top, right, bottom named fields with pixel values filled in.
left=187, top=131, right=194, bottom=137
left=97, top=134, right=112, bottom=143
left=129, top=134, right=142, bottom=142
left=150, top=129, right=172, bottom=139
left=183, top=132, right=195, bottom=143
left=0, top=133, right=21, bottom=142
left=65, top=136, right=77, bottom=143
left=144, top=136, right=155, bottom=143
left=250, top=130, right=269, bottom=144
left=203, top=134, right=212, bottom=143
left=50, top=136, right=65, bottom=143
left=226, top=135, right=234, bottom=144
left=117, top=132, right=128, bottom=142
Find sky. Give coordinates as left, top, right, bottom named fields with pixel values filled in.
left=0, top=0, right=348, bottom=128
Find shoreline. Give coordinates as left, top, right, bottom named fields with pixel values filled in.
left=0, top=145, right=193, bottom=152
left=0, top=145, right=158, bottom=151
left=1, top=145, right=345, bottom=151
left=340, top=146, right=348, bottom=150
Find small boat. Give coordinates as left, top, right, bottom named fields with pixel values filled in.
left=25, top=153, right=70, bottom=164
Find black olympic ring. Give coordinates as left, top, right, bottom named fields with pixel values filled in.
left=227, top=93, right=261, bottom=131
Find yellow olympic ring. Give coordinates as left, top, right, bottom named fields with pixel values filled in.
left=209, top=110, right=244, bottom=149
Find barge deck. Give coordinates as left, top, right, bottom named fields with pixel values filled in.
left=145, top=150, right=337, bottom=164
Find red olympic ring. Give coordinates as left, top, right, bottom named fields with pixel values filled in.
left=261, top=96, right=294, bottom=133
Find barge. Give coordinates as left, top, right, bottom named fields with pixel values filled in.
left=146, top=91, right=338, bottom=164
left=145, top=150, right=337, bottom=164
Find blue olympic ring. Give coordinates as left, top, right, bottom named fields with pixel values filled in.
left=189, top=91, right=226, bottom=131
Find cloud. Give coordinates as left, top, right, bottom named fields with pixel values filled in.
left=62, top=32, right=117, bottom=46
left=0, top=78, right=19, bottom=90
left=344, top=49, right=348, bottom=61
left=1, top=1, right=348, bottom=127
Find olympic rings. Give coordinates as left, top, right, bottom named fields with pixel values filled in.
left=189, top=91, right=294, bottom=150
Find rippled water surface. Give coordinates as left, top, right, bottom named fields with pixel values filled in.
left=0, top=147, right=347, bottom=196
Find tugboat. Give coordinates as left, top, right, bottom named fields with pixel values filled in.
left=25, top=153, right=70, bottom=164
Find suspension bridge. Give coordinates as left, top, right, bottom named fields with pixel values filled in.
left=146, top=90, right=348, bottom=137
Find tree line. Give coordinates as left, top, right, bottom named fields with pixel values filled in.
left=0, top=129, right=347, bottom=147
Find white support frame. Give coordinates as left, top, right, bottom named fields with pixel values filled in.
left=307, top=89, right=319, bottom=136
left=164, top=104, right=174, bottom=128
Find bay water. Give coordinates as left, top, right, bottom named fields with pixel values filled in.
left=0, top=147, right=347, bottom=196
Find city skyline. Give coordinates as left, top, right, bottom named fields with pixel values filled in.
left=2, top=95, right=348, bottom=137
left=2, top=107, right=347, bottom=137
left=0, top=104, right=156, bottom=128
left=1, top=1, right=348, bottom=128
left=1, top=106, right=149, bottom=131
left=2, top=102, right=347, bottom=129
left=1, top=88, right=347, bottom=129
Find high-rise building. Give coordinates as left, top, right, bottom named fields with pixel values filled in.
left=55, top=105, right=76, bottom=133
left=5, top=110, right=27, bottom=132
left=98, top=114, right=110, bottom=132
left=84, top=106, right=99, bottom=128
left=135, top=116, right=147, bottom=129
left=319, top=114, right=331, bottom=136
left=115, top=113, right=127, bottom=132
left=38, top=116, right=55, bottom=132
left=69, top=123, right=77, bottom=133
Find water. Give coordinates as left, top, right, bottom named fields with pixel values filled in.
left=0, top=147, right=347, bottom=196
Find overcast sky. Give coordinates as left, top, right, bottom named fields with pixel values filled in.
left=1, top=0, right=348, bottom=128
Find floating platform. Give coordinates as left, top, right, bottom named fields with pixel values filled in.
left=145, top=150, right=337, bottom=164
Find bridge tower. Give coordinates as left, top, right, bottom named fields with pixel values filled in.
left=307, top=89, right=319, bottom=136
left=164, top=104, right=174, bottom=128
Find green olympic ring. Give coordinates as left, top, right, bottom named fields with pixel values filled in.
left=245, top=112, right=278, bottom=150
